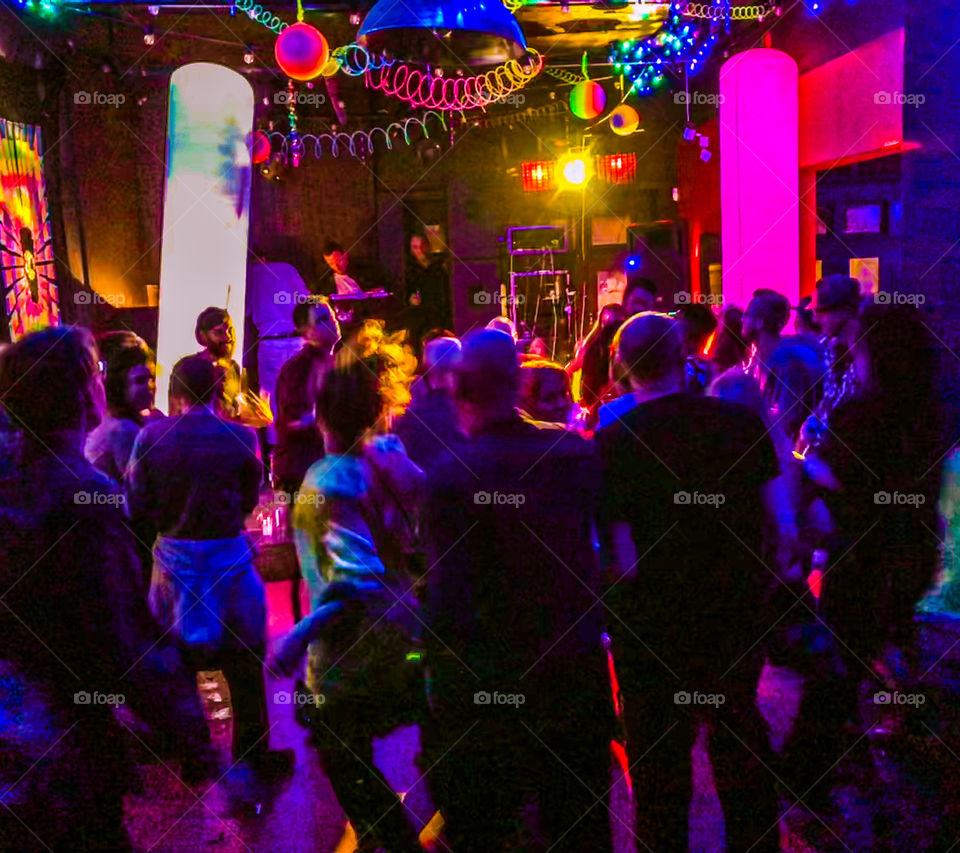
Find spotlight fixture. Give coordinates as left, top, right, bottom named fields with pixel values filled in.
left=143, top=28, right=156, bottom=46
left=560, top=152, right=590, bottom=186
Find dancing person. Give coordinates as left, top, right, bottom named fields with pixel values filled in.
left=596, top=313, right=780, bottom=853
left=422, top=329, right=614, bottom=853
left=0, top=328, right=211, bottom=852
left=570, top=303, right=626, bottom=411
left=675, top=301, right=718, bottom=394
left=789, top=300, right=946, bottom=801
left=711, top=306, right=748, bottom=374
left=245, top=255, right=311, bottom=447
left=84, top=333, right=157, bottom=484
left=273, top=299, right=340, bottom=628
left=798, top=274, right=862, bottom=453
left=393, top=335, right=464, bottom=475
left=741, top=288, right=792, bottom=398
left=277, top=352, right=426, bottom=853
left=273, top=299, right=340, bottom=497
left=126, top=355, right=292, bottom=777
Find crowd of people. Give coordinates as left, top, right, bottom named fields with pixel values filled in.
left=0, top=268, right=948, bottom=852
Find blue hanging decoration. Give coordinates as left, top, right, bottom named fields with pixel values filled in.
left=609, top=0, right=719, bottom=97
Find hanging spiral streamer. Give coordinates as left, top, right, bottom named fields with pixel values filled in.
left=544, top=66, right=585, bottom=85
left=233, top=0, right=288, bottom=33
left=331, top=44, right=395, bottom=76
left=677, top=2, right=774, bottom=19
left=270, top=111, right=448, bottom=160
left=365, top=49, right=543, bottom=111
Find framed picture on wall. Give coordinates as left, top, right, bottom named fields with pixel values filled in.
left=850, top=257, right=880, bottom=294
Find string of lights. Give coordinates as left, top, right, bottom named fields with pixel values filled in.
left=610, top=0, right=718, bottom=96
left=365, top=49, right=543, bottom=112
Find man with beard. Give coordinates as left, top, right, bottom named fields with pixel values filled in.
left=195, top=306, right=271, bottom=429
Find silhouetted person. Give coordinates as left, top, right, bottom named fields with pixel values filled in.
left=0, top=327, right=210, bottom=852
left=402, top=233, right=452, bottom=347
left=597, top=313, right=780, bottom=853
left=126, top=355, right=292, bottom=777
left=423, top=329, right=614, bottom=852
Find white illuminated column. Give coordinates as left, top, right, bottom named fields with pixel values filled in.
left=719, top=49, right=799, bottom=317
left=155, top=63, right=254, bottom=412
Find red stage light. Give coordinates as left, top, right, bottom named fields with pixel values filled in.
left=596, top=152, right=638, bottom=184
left=521, top=160, right=555, bottom=192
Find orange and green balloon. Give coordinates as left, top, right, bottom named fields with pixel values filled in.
left=570, top=80, right=606, bottom=120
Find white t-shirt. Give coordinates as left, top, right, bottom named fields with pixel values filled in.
left=247, top=261, right=309, bottom=337
left=334, top=272, right=363, bottom=295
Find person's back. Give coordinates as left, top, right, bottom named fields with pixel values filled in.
left=595, top=314, right=779, bottom=853
left=0, top=328, right=209, bottom=850
left=427, top=418, right=603, bottom=686
left=423, top=329, right=612, bottom=853
left=597, top=391, right=776, bottom=672
left=128, top=410, right=259, bottom=539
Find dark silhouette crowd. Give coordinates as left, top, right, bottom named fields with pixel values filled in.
left=0, top=271, right=950, bottom=853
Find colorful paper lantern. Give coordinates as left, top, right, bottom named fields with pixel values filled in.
left=251, top=130, right=271, bottom=164
left=275, top=22, right=330, bottom=82
left=570, top=80, right=606, bottom=120
left=609, top=104, right=640, bottom=135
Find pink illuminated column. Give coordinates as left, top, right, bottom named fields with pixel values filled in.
left=719, top=49, right=799, bottom=318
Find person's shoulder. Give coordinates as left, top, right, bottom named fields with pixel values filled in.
left=136, top=415, right=171, bottom=445
left=218, top=416, right=259, bottom=447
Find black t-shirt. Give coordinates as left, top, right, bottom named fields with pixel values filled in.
left=596, top=392, right=779, bottom=676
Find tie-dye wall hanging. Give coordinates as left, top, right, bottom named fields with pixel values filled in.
left=0, top=118, right=58, bottom=342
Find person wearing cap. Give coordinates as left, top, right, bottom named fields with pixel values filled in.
left=422, top=328, right=613, bottom=852
left=741, top=288, right=792, bottom=398
left=797, top=275, right=862, bottom=453
left=392, top=335, right=464, bottom=475
left=794, top=294, right=821, bottom=338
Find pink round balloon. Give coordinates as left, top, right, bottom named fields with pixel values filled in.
left=251, top=130, right=271, bottom=165
left=275, top=22, right=330, bottom=82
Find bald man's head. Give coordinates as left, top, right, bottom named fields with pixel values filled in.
left=613, top=312, right=685, bottom=390
left=455, top=329, right=518, bottom=427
